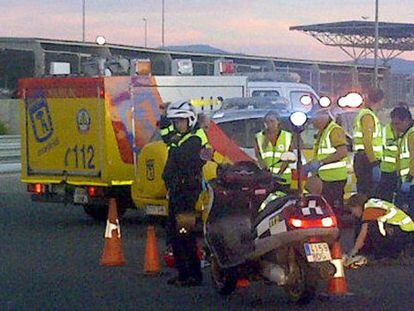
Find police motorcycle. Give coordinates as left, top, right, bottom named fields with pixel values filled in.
left=204, top=111, right=340, bottom=304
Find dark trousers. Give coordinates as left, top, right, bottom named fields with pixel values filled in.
left=376, top=171, right=399, bottom=202
left=354, top=152, right=377, bottom=196
left=395, top=186, right=414, bottom=220
left=168, top=189, right=202, bottom=282
left=360, top=222, right=410, bottom=259
left=322, top=180, right=346, bottom=215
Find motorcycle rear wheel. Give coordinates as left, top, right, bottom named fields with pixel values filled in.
left=210, top=255, right=237, bottom=296
left=284, top=257, right=317, bottom=304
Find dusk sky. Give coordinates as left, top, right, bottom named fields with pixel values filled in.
left=2, top=0, right=414, bottom=61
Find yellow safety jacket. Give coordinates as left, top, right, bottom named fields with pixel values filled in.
left=313, top=121, right=348, bottom=182
left=169, top=128, right=209, bottom=149
left=160, top=124, right=175, bottom=138
left=399, top=124, right=414, bottom=183
left=255, top=130, right=292, bottom=184
left=380, top=123, right=398, bottom=173
left=353, top=108, right=382, bottom=159
left=364, top=198, right=414, bottom=235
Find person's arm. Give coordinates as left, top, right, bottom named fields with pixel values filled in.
left=408, top=133, right=414, bottom=178
left=350, top=222, right=369, bottom=256
left=320, top=128, right=348, bottom=165
left=278, top=136, right=294, bottom=174
left=254, top=141, right=266, bottom=169
left=361, top=114, right=377, bottom=163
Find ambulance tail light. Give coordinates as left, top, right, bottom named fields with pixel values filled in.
left=28, top=183, right=48, bottom=194
left=289, top=216, right=337, bottom=229
left=87, top=186, right=104, bottom=197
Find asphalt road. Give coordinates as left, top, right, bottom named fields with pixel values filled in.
left=1, top=173, right=413, bottom=311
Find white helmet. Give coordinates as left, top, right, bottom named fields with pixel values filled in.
left=166, top=100, right=198, bottom=128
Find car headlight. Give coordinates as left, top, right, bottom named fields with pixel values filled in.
left=290, top=111, right=307, bottom=127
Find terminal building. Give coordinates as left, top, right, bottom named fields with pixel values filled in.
left=0, top=37, right=389, bottom=101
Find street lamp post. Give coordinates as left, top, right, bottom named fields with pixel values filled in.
left=374, top=0, right=379, bottom=87
left=161, top=0, right=165, bottom=47
left=143, top=18, right=148, bottom=48
left=82, top=0, right=86, bottom=42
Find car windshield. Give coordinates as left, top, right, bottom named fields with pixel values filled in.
left=251, top=90, right=280, bottom=97
left=216, top=117, right=316, bottom=150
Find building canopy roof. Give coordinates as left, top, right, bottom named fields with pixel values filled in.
left=290, top=20, right=414, bottom=51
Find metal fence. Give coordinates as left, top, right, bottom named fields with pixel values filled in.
left=0, top=135, right=20, bottom=163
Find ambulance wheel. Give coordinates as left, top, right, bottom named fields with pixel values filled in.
left=83, top=203, right=126, bottom=221
left=210, top=255, right=237, bottom=296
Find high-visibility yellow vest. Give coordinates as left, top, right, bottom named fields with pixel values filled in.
left=364, top=198, right=414, bottom=235
left=313, top=121, right=348, bottom=182
left=169, top=128, right=209, bottom=149
left=353, top=108, right=382, bottom=159
left=399, top=125, right=414, bottom=182
left=255, top=130, right=293, bottom=184
left=380, top=123, right=398, bottom=173
left=160, top=124, right=174, bottom=138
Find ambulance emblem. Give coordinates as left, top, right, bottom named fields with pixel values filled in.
left=77, top=109, right=91, bottom=133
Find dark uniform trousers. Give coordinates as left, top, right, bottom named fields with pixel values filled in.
left=376, top=171, right=399, bottom=202
left=322, top=180, right=347, bottom=215
left=395, top=186, right=414, bottom=220
left=168, top=187, right=202, bottom=282
left=359, top=222, right=410, bottom=259
left=354, top=151, right=378, bottom=196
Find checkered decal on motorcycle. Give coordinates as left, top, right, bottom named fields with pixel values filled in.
left=301, top=200, right=323, bottom=215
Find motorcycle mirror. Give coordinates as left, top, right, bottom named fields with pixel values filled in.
left=280, top=152, right=297, bottom=163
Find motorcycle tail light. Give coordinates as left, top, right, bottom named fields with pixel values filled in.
left=289, top=216, right=337, bottom=229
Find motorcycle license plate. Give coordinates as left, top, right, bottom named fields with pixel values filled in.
left=304, top=242, right=331, bottom=262
left=145, top=205, right=167, bottom=216
left=73, top=187, right=88, bottom=204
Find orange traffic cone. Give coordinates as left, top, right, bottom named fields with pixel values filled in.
left=100, top=198, right=126, bottom=266
left=326, top=240, right=350, bottom=296
left=144, top=225, right=161, bottom=275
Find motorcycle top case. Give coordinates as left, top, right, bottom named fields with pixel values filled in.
left=205, top=162, right=276, bottom=268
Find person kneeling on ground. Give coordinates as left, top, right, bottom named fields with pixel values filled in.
left=346, top=193, right=414, bottom=265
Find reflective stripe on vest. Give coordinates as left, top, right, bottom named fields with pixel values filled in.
left=313, top=121, right=348, bottom=181
left=160, top=124, right=174, bottom=137
left=364, top=198, right=414, bottom=233
left=353, top=108, right=383, bottom=159
left=169, top=128, right=209, bottom=149
left=256, top=130, right=293, bottom=183
left=380, top=123, right=398, bottom=173
left=399, top=125, right=414, bottom=182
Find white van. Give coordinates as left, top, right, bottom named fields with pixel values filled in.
left=247, top=81, right=319, bottom=112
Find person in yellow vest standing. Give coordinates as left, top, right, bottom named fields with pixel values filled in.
left=255, top=111, right=293, bottom=191
left=391, top=107, right=414, bottom=218
left=162, top=100, right=209, bottom=287
left=304, top=109, right=348, bottom=215
left=376, top=119, right=399, bottom=201
left=347, top=193, right=414, bottom=261
left=352, top=88, right=384, bottom=196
